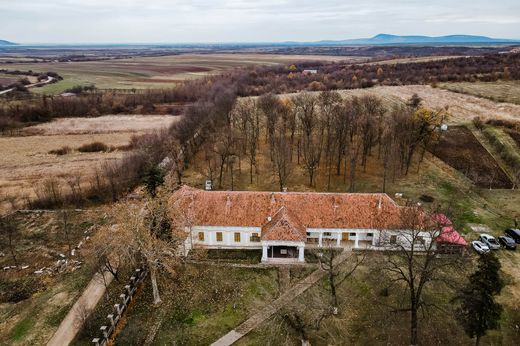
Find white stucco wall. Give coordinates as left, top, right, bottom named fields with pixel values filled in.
left=188, top=226, right=434, bottom=251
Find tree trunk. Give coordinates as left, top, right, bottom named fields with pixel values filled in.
left=410, top=301, right=418, bottom=346
left=150, top=266, right=162, bottom=305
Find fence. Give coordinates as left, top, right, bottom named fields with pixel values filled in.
left=91, top=267, right=147, bottom=346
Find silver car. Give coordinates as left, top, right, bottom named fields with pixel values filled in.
left=479, top=234, right=501, bottom=250
left=471, top=240, right=490, bottom=254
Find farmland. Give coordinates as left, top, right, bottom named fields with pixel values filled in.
left=440, top=80, right=520, bottom=105
left=0, top=53, right=347, bottom=94
left=432, top=126, right=513, bottom=188
left=0, top=115, right=178, bottom=211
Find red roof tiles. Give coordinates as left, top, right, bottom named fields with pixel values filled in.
left=169, top=186, right=406, bottom=232
left=261, top=206, right=306, bottom=242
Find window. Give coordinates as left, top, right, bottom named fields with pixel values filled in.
left=324, top=232, right=332, bottom=236
left=350, top=232, right=356, bottom=237
left=367, top=233, right=374, bottom=237
left=390, top=235, right=397, bottom=244
left=198, top=232, right=205, bottom=241
left=250, top=233, right=260, bottom=242
left=234, top=232, right=241, bottom=242
left=216, top=232, right=223, bottom=242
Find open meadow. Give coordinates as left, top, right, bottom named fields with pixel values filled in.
left=0, top=115, right=178, bottom=211
left=440, top=80, right=520, bottom=105
left=0, top=53, right=348, bottom=94
left=337, top=85, right=520, bottom=125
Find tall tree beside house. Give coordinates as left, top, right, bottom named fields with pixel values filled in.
left=455, top=253, right=504, bottom=346
left=378, top=205, right=461, bottom=346
left=99, top=195, right=182, bottom=305
left=318, top=247, right=364, bottom=315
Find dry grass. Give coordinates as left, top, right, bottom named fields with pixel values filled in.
left=439, top=80, right=520, bottom=105
left=279, top=85, right=520, bottom=125
left=0, top=115, right=175, bottom=211
left=22, top=114, right=179, bottom=135
left=341, top=85, right=520, bottom=125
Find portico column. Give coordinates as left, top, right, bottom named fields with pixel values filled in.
left=318, top=233, right=323, bottom=247
left=262, top=245, right=268, bottom=262
left=354, top=235, right=359, bottom=249
left=298, top=246, right=305, bottom=262
left=336, top=233, right=341, bottom=247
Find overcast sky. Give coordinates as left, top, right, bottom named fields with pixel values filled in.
left=1, top=0, right=519, bottom=43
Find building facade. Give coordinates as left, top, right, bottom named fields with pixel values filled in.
left=169, top=186, right=464, bottom=263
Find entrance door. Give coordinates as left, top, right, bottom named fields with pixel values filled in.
left=342, top=232, right=349, bottom=241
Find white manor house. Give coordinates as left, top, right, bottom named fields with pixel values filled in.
left=169, top=186, right=466, bottom=263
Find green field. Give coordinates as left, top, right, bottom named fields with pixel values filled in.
left=0, top=53, right=345, bottom=94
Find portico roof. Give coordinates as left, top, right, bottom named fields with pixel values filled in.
left=261, top=206, right=306, bottom=242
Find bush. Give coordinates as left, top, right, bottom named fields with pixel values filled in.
left=49, top=146, right=72, bottom=155
left=0, top=277, right=41, bottom=303
left=472, top=116, right=484, bottom=130
left=77, top=141, right=108, bottom=153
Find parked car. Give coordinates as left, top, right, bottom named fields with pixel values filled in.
left=505, top=228, right=520, bottom=243
left=479, top=234, right=501, bottom=250
left=498, top=236, right=517, bottom=250
left=471, top=240, right=490, bottom=254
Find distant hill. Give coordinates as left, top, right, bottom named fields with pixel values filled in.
left=298, top=34, right=519, bottom=46
left=0, top=39, right=17, bottom=46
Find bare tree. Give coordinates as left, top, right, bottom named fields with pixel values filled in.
left=318, top=246, right=365, bottom=314
left=377, top=205, right=458, bottom=346
left=270, top=117, right=293, bottom=192
left=294, top=93, right=323, bottom=186
left=100, top=194, right=182, bottom=305
left=0, top=214, right=19, bottom=266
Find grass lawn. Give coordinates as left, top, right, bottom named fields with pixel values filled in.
left=114, top=265, right=281, bottom=345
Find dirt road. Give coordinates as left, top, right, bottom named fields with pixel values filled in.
left=46, top=270, right=114, bottom=346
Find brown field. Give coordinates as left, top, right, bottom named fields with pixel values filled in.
left=280, top=85, right=520, bottom=125
left=431, top=126, right=513, bottom=188
left=0, top=53, right=348, bottom=94
left=334, top=85, right=520, bottom=125
left=22, top=114, right=179, bottom=135
left=0, top=115, right=178, bottom=210
left=439, top=80, right=520, bottom=105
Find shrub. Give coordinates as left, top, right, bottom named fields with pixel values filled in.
left=472, top=116, right=484, bottom=130
left=77, top=141, right=108, bottom=153
left=0, top=277, right=40, bottom=303
left=49, top=146, right=72, bottom=155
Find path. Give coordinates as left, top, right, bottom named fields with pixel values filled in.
left=46, top=270, right=114, bottom=346
left=0, top=76, right=54, bottom=95
left=210, top=250, right=351, bottom=346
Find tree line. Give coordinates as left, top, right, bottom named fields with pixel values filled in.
left=1, top=52, right=519, bottom=132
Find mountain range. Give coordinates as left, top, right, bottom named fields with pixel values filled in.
left=0, top=39, right=17, bottom=46
left=288, top=34, right=519, bottom=46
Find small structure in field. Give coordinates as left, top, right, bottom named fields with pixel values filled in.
left=302, top=69, right=318, bottom=75
left=60, top=92, right=76, bottom=97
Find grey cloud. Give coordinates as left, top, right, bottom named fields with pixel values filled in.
left=0, top=0, right=518, bottom=43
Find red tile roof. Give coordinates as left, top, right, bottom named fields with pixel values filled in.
left=432, top=214, right=468, bottom=246
left=261, top=206, right=306, bottom=242
left=169, top=186, right=408, bottom=234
